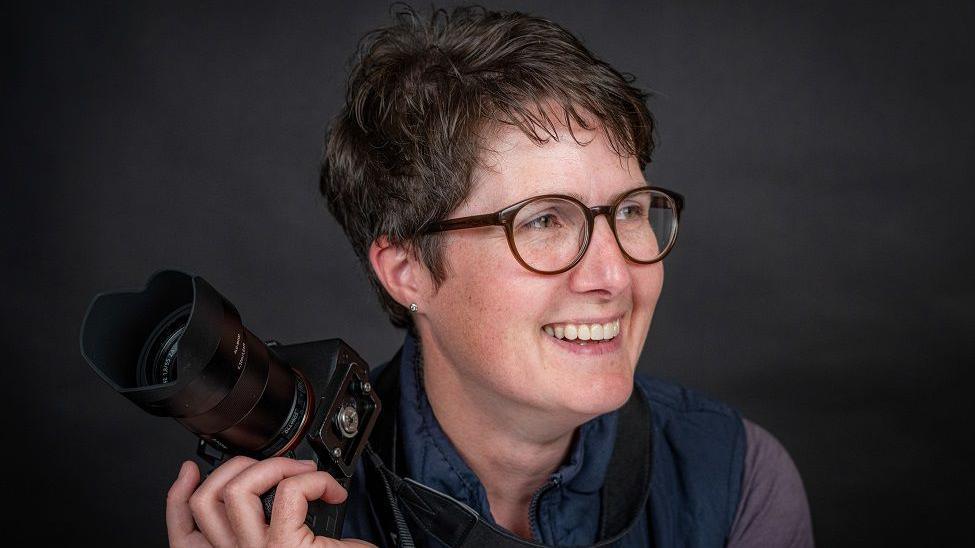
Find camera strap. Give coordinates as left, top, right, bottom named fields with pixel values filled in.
left=363, top=356, right=653, bottom=548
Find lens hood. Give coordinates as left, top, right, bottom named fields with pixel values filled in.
left=80, top=270, right=274, bottom=417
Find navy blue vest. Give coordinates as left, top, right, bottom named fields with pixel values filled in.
left=342, top=334, right=746, bottom=547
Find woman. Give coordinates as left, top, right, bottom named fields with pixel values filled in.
left=166, top=6, right=812, bottom=547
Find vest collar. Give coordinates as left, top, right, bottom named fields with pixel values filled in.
left=395, top=331, right=619, bottom=525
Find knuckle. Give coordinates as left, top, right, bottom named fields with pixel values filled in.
left=166, top=479, right=182, bottom=501
left=275, top=476, right=303, bottom=499
left=187, top=492, right=206, bottom=515
left=222, top=479, right=249, bottom=502
left=165, top=485, right=183, bottom=506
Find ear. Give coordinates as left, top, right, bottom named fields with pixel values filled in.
left=368, top=235, right=426, bottom=309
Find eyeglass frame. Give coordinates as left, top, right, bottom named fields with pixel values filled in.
left=419, top=185, right=685, bottom=275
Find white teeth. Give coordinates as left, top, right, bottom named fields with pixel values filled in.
left=544, top=319, right=620, bottom=343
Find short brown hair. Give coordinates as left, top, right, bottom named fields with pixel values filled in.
left=319, top=3, right=656, bottom=329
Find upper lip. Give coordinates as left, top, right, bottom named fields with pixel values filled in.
left=542, top=315, right=624, bottom=327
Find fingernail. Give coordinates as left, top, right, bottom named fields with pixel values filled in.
left=300, top=459, right=317, bottom=467
left=177, top=461, right=188, bottom=479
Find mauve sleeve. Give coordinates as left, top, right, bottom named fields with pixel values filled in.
left=726, top=418, right=814, bottom=547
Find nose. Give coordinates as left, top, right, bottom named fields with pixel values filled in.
left=567, top=214, right=630, bottom=297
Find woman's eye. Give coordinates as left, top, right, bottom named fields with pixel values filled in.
left=617, top=204, right=644, bottom=220
left=524, top=214, right=561, bottom=230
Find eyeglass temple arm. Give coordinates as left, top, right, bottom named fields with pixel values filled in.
left=650, top=190, right=684, bottom=216
left=669, top=191, right=685, bottom=213
left=421, top=212, right=502, bottom=234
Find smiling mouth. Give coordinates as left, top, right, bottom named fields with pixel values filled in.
left=542, top=318, right=621, bottom=344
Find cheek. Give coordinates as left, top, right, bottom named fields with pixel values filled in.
left=628, top=263, right=664, bottom=348
left=431, top=239, right=552, bottom=370
left=630, top=262, right=664, bottom=304
left=429, top=238, right=546, bottom=353
left=636, top=262, right=664, bottom=306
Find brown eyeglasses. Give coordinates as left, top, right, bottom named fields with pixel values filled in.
left=420, top=185, right=684, bottom=274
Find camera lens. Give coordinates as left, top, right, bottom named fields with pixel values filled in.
left=137, top=305, right=190, bottom=386
left=81, top=271, right=313, bottom=457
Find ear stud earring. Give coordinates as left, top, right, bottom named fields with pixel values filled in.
left=409, top=303, right=418, bottom=313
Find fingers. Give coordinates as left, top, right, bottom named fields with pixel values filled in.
left=188, top=455, right=258, bottom=547
left=267, top=470, right=348, bottom=540
left=167, top=461, right=204, bottom=546
left=223, top=457, right=321, bottom=547
left=166, top=456, right=359, bottom=548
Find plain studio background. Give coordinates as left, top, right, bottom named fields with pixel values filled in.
left=3, top=1, right=972, bottom=545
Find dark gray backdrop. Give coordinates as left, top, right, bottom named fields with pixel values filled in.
left=3, top=1, right=972, bottom=545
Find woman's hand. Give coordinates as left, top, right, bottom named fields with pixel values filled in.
left=166, top=456, right=376, bottom=548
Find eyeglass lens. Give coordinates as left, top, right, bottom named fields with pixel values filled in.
left=510, top=190, right=676, bottom=272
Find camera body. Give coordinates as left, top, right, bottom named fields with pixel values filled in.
left=197, top=338, right=380, bottom=536
left=80, top=271, right=381, bottom=538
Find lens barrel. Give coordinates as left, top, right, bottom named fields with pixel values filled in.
left=80, top=270, right=310, bottom=457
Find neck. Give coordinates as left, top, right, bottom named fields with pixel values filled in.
left=413, top=333, right=588, bottom=538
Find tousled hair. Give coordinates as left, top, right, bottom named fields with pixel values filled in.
left=320, top=3, right=656, bottom=329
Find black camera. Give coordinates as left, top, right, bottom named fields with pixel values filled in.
left=79, top=270, right=381, bottom=538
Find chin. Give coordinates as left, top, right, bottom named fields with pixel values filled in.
left=560, top=370, right=635, bottom=417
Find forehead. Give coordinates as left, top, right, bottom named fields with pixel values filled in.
left=467, top=118, right=646, bottom=211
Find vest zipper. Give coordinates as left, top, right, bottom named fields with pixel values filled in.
left=527, top=476, right=561, bottom=541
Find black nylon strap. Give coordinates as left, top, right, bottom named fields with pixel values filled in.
left=600, top=385, right=653, bottom=539
left=365, top=359, right=652, bottom=548
left=364, top=352, right=416, bottom=548
left=366, top=447, right=415, bottom=548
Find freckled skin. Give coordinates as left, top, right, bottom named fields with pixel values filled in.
left=415, top=116, right=665, bottom=429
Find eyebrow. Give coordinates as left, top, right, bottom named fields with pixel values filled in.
left=544, top=182, right=650, bottom=205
